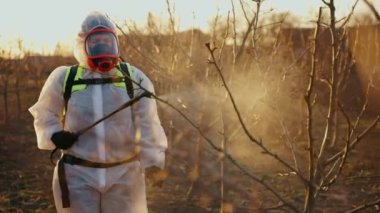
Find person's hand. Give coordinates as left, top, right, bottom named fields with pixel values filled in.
left=51, top=130, right=78, bottom=150
left=145, top=166, right=167, bottom=188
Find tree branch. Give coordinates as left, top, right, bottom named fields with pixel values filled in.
left=347, top=197, right=380, bottom=213
left=362, top=0, right=380, bottom=21
left=303, top=7, right=322, bottom=212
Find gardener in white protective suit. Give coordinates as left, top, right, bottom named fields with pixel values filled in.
left=29, top=11, right=167, bottom=213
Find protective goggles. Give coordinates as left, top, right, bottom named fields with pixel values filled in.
left=85, top=28, right=119, bottom=58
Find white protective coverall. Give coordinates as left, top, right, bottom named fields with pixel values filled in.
left=29, top=11, right=167, bottom=213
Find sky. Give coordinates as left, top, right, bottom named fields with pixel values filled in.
left=0, top=0, right=377, bottom=55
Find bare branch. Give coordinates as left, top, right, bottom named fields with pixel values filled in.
left=362, top=0, right=380, bottom=21
left=322, top=0, right=330, bottom=6
left=256, top=20, right=288, bottom=29
left=239, top=0, right=250, bottom=24
left=251, top=0, right=262, bottom=55
left=321, top=103, right=351, bottom=188
left=165, top=0, right=176, bottom=33
left=231, top=0, right=237, bottom=64
left=303, top=7, right=323, bottom=212
left=347, top=197, right=380, bottom=213
left=275, top=105, right=300, bottom=173
left=218, top=11, right=230, bottom=63
left=236, top=14, right=256, bottom=60
left=165, top=0, right=178, bottom=74
left=325, top=115, right=379, bottom=166
left=316, top=0, right=338, bottom=168
left=225, top=153, right=301, bottom=213
left=113, top=22, right=168, bottom=72
left=339, top=0, right=360, bottom=28
left=325, top=73, right=379, bottom=166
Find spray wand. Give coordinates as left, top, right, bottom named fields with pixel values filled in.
left=50, top=91, right=152, bottom=164
left=75, top=91, right=151, bottom=136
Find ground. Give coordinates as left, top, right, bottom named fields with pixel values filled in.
left=1, top=110, right=380, bottom=213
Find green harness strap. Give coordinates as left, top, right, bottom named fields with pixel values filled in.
left=62, top=63, right=135, bottom=112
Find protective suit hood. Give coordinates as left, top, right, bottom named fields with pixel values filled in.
left=74, top=11, right=119, bottom=72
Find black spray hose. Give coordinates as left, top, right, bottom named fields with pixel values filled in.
left=50, top=91, right=152, bottom=165
left=75, top=91, right=151, bottom=136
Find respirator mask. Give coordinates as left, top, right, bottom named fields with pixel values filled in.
left=85, top=28, right=119, bottom=72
